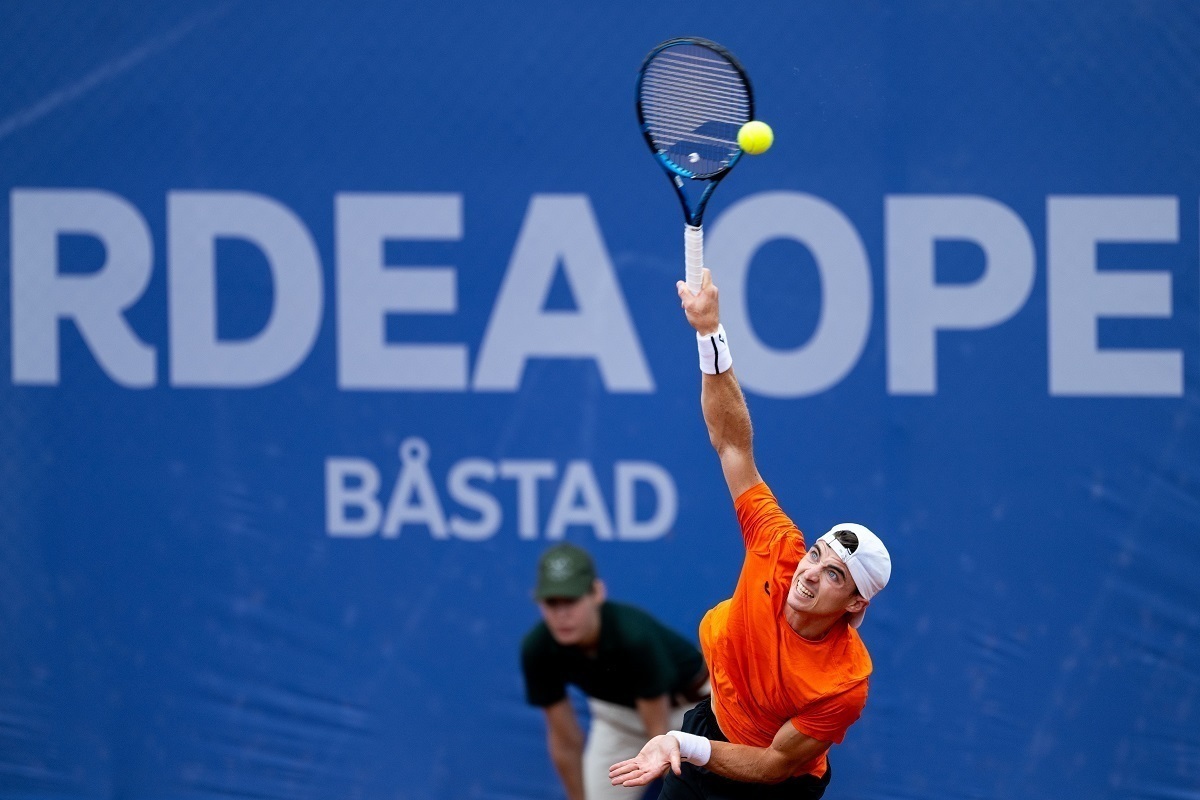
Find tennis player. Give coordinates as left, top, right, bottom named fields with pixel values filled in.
left=522, top=543, right=710, bottom=800
left=609, top=269, right=891, bottom=799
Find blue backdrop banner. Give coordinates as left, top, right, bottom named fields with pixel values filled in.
left=2, top=3, right=1198, bottom=799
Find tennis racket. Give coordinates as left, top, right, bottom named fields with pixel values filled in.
left=635, top=37, right=754, bottom=295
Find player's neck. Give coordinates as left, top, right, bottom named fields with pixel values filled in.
left=783, top=606, right=841, bottom=642
left=576, top=613, right=603, bottom=654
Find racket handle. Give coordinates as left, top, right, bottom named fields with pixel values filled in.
left=684, top=224, right=704, bottom=295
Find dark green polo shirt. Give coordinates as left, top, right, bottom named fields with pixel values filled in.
left=521, top=601, right=705, bottom=709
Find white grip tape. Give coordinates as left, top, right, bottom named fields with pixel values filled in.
left=684, top=224, right=704, bottom=296
left=697, top=324, right=732, bottom=375
left=668, top=730, right=712, bottom=766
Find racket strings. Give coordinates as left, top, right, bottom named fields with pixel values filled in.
left=647, top=57, right=746, bottom=86
left=641, top=81, right=746, bottom=123
left=642, top=80, right=747, bottom=136
left=638, top=46, right=750, bottom=175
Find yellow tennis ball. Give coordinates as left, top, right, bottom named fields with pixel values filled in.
left=738, top=120, right=773, bottom=155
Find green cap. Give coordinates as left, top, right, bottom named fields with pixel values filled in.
left=534, top=543, right=597, bottom=599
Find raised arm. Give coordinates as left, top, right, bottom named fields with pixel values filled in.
left=677, top=269, right=762, bottom=500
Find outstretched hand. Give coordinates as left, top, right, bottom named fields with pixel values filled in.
left=677, top=268, right=720, bottom=336
left=609, top=734, right=682, bottom=788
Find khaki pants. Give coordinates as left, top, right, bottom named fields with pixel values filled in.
left=582, top=698, right=691, bottom=800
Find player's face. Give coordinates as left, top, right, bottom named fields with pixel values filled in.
left=538, top=584, right=604, bottom=647
left=787, top=541, right=860, bottom=620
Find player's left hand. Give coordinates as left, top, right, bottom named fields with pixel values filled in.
left=608, top=734, right=682, bottom=787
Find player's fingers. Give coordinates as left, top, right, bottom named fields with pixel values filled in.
left=608, top=760, right=634, bottom=777
left=700, top=268, right=712, bottom=290
left=621, top=770, right=651, bottom=788
left=676, top=280, right=689, bottom=304
left=670, top=750, right=682, bottom=776
left=610, top=764, right=639, bottom=786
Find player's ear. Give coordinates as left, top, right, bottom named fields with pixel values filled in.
left=846, top=595, right=868, bottom=616
left=592, top=578, right=607, bottom=603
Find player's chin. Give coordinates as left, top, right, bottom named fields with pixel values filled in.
left=786, top=589, right=815, bottom=612
left=549, top=626, right=580, bottom=644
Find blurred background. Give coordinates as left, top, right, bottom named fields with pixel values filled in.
left=2, top=2, right=1198, bottom=798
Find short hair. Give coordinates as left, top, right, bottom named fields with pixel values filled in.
left=833, top=529, right=860, bottom=595
left=833, top=529, right=859, bottom=553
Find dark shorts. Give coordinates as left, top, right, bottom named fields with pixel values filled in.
left=658, top=698, right=832, bottom=800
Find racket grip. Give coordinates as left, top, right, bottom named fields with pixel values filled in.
left=684, top=225, right=704, bottom=295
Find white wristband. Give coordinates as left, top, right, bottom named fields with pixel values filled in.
left=668, top=730, right=711, bottom=766
left=697, top=324, right=732, bottom=375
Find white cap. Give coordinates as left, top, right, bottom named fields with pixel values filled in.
left=818, top=523, right=891, bottom=629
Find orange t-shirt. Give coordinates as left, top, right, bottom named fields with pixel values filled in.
left=698, top=482, right=873, bottom=778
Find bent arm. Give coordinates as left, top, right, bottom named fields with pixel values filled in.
left=679, top=269, right=762, bottom=499
left=543, top=699, right=586, bottom=800
left=705, top=720, right=830, bottom=784
left=609, top=719, right=830, bottom=788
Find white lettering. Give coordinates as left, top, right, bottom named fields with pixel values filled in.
left=11, top=188, right=1194, bottom=399
left=335, top=193, right=467, bottom=390
left=886, top=195, right=1036, bottom=394
left=10, top=189, right=155, bottom=386
left=498, top=460, right=557, bottom=540
left=168, top=191, right=322, bottom=387
left=474, top=195, right=654, bottom=392
left=382, top=438, right=448, bottom=538
left=545, top=460, right=614, bottom=540
left=325, top=457, right=382, bottom=537
left=615, top=461, right=676, bottom=541
left=707, top=192, right=872, bottom=397
left=448, top=458, right=502, bottom=540
left=1047, top=196, right=1181, bottom=396
left=325, top=442, right=678, bottom=542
